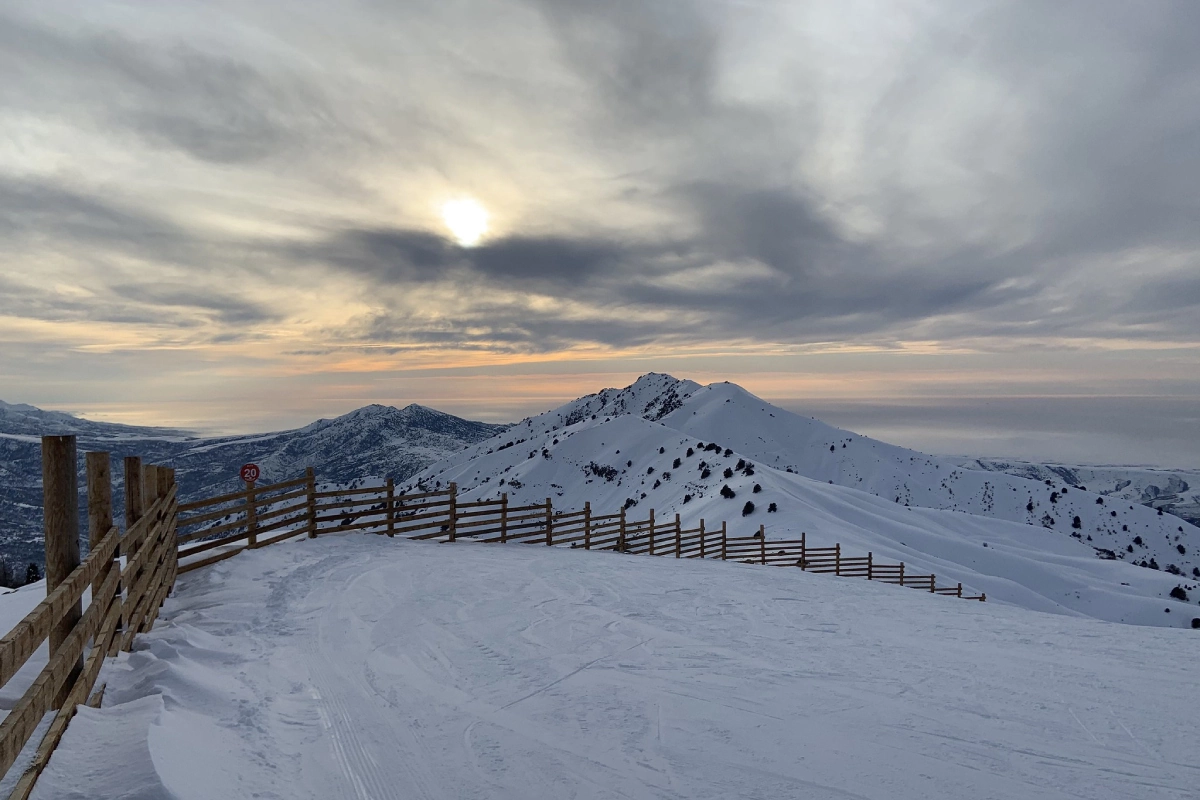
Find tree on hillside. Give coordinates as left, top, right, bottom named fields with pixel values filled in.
left=25, top=563, right=41, bottom=584
left=0, top=558, right=16, bottom=589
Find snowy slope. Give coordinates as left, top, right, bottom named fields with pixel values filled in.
left=660, top=381, right=1200, bottom=580
left=22, top=534, right=1200, bottom=799
left=407, top=375, right=1200, bottom=627
left=963, top=458, right=1200, bottom=527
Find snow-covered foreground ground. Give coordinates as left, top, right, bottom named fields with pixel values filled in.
left=31, top=535, right=1200, bottom=799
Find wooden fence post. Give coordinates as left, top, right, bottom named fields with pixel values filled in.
left=675, top=513, right=681, bottom=558
left=759, top=524, right=766, bottom=564
left=124, top=456, right=143, bottom=531
left=157, top=467, right=170, bottom=507
left=448, top=483, right=458, bottom=542
left=799, top=531, right=807, bottom=570
left=930, top=574, right=936, bottom=594
left=86, top=452, right=112, bottom=598
left=899, top=562, right=905, bottom=587
left=720, top=521, right=727, bottom=560
left=386, top=478, right=395, bottom=537
left=165, top=467, right=177, bottom=596
left=305, top=467, right=317, bottom=538
left=699, top=519, right=706, bottom=558
left=118, top=456, right=142, bottom=652
left=501, top=493, right=510, bottom=544
left=121, top=464, right=156, bottom=652
left=867, top=552, right=873, bottom=580
left=43, top=435, right=82, bottom=709
left=956, top=582, right=962, bottom=598
left=245, top=478, right=258, bottom=548
left=648, top=509, right=655, bottom=556
left=545, top=498, right=553, bottom=546
left=582, top=501, right=590, bottom=549
left=618, top=507, right=627, bottom=552
left=835, top=543, right=841, bottom=576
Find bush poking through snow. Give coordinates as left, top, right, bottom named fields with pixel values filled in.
left=1170, top=586, right=1189, bottom=602
left=742, top=501, right=755, bottom=516
left=720, top=485, right=736, bottom=499
left=768, top=502, right=778, bottom=513
left=585, top=462, right=619, bottom=482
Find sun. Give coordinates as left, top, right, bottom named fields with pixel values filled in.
left=441, top=198, right=489, bottom=247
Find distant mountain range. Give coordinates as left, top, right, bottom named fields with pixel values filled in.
left=0, top=400, right=507, bottom=568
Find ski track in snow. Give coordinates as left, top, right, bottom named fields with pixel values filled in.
left=25, top=534, right=1200, bottom=800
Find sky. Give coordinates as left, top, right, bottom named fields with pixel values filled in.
left=1, top=1, right=1198, bottom=467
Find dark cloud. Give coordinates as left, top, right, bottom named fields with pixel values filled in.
left=298, top=227, right=646, bottom=288
left=0, top=177, right=187, bottom=253
left=684, top=184, right=844, bottom=277
left=0, top=10, right=337, bottom=165
left=109, top=284, right=278, bottom=325
left=532, top=0, right=718, bottom=131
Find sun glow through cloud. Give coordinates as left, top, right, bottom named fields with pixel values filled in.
left=441, top=198, right=489, bottom=246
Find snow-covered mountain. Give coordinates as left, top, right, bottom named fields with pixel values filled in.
left=0, top=401, right=506, bottom=569
left=962, top=458, right=1200, bottom=527
left=407, top=374, right=1200, bottom=627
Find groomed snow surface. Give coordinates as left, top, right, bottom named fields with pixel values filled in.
left=30, top=534, right=1200, bottom=799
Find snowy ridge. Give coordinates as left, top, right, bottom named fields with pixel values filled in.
left=408, top=374, right=1200, bottom=627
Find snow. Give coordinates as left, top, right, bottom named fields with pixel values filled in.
left=0, top=580, right=50, bottom=712
left=407, top=377, right=1200, bottom=627
left=962, top=458, right=1200, bottom=526
left=28, top=534, right=1200, bottom=799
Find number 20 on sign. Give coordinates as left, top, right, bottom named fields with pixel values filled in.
left=240, top=463, right=260, bottom=483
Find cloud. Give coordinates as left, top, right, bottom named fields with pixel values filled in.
left=2, top=0, right=1200, bottom=390
left=109, top=284, right=278, bottom=326
left=297, top=226, right=646, bottom=289
left=0, top=177, right=189, bottom=254
left=0, top=9, right=344, bottom=166
left=531, top=0, right=719, bottom=131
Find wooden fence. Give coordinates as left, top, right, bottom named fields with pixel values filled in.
left=176, top=474, right=985, bottom=601
left=0, top=438, right=178, bottom=800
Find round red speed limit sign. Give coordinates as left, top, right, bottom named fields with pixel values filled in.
left=240, top=463, right=261, bottom=483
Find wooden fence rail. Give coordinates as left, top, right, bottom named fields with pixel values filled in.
left=0, top=438, right=179, bottom=800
